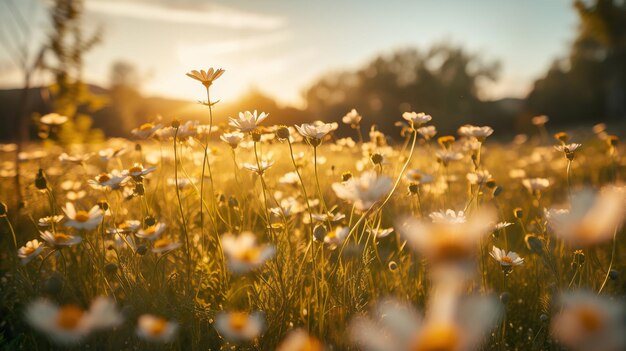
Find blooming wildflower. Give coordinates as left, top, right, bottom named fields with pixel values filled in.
left=400, top=208, right=495, bottom=268
left=59, top=153, right=93, bottom=165
left=367, top=227, right=394, bottom=239
left=151, top=238, right=181, bottom=254
left=125, top=163, right=156, bottom=179
left=40, top=113, right=68, bottom=126
left=25, top=297, right=123, bottom=345
left=167, top=177, right=196, bottom=189
left=417, top=125, right=437, bottom=140
left=429, top=209, right=466, bottom=224
left=278, top=172, right=300, bottom=186
left=158, top=120, right=199, bottom=140
left=551, top=291, right=626, bottom=351
left=136, top=223, right=167, bottom=240
left=137, top=314, right=178, bottom=343
left=241, top=160, right=274, bottom=175
left=435, top=150, right=464, bottom=165
left=88, top=171, right=129, bottom=190
left=320, top=226, right=349, bottom=249
left=220, top=131, right=245, bottom=148
left=522, top=177, right=550, bottom=193
left=98, top=147, right=127, bottom=162
left=405, top=169, right=433, bottom=185
left=277, top=329, right=324, bottom=351
left=309, top=211, right=346, bottom=223
left=186, top=68, right=225, bottom=87
left=489, top=246, right=524, bottom=272
left=18, top=239, right=45, bottom=264
left=342, top=108, right=362, bottom=127
left=458, top=125, right=494, bottom=141
left=107, top=220, right=141, bottom=235
left=229, top=110, right=269, bottom=133
left=547, top=186, right=625, bottom=246
left=221, top=232, right=275, bottom=274
left=466, top=169, right=492, bottom=185
left=40, top=230, right=82, bottom=247
left=214, top=311, right=264, bottom=342
left=332, top=171, right=392, bottom=211
left=402, top=112, right=432, bottom=127
left=38, top=215, right=64, bottom=227
left=132, top=122, right=163, bottom=139
left=63, top=203, right=103, bottom=230
left=349, top=293, right=500, bottom=351
left=295, top=122, right=335, bottom=145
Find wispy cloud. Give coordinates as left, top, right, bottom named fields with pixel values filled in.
left=176, top=31, right=292, bottom=58
left=85, top=0, right=286, bottom=30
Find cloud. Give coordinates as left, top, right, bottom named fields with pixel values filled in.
left=85, top=0, right=286, bottom=30
left=176, top=31, right=292, bottom=58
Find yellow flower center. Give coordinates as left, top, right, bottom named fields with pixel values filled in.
left=236, top=248, right=261, bottom=263
left=500, top=256, right=514, bottom=264
left=139, top=123, right=154, bottom=131
left=154, top=239, right=171, bottom=249
left=411, top=323, right=460, bottom=351
left=575, top=306, right=603, bottom=333
left=228, top=312, right=249, bottom=331
left=149, top=318, right=168, bottom=336
left=129, top=165, right=143, bottom=174
left=22, top=246, right=35, bottom=255
left=54, top=233, right=71, bottom=243
left=74, top=211, right=90, bottom=222
left=56, top=305, right=84, bottom=330
left=97, top=173, right=111, bottom=183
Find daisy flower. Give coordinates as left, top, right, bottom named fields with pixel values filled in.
left=319, top=226, right=349, bottom=249
left=220, top=131, right=245, bottom=148
left=106, top=220, right=142, bottom=235
left=59, top=153, right=93, bottom=165
left=151, top=238, right=181, bottom=254
left=429, top=209, right=466, bottom=224
left=435, top=150, right=464, bottom=165
left=40, top=113, right=68, bottom=126
left=402, top=112, right=432, bottom=127
left=98, top=147, right=127, bottom=162
left=88, top=171, right=129, bottom=190
left=466, top=170, right=493, bottom=185
left=405, top=169, right=433, bottom=184
left=277, top=329, right=324, bottom=351
left=228, top=110, right=269, bottom=133
left=458, top=125, right=494, bottom=141
left=295, top=122, right=335, bottom=145
left=186, top=68, right=225, bottom=87
left=522, top=177, right=551, bottom=193
left=18, top=239, right=45, bottom=264
left=136, top=223, right=167, bottom=240
left=214, top=311, right=264, bottom=342
left=221, top=232, right=275, bottom=274
left=342, top=108, right=362, bottom=127
left=489, top=246, right=524, bottom=272
left=332, top=171, right=392, bottom=211
left=551, top=291, right=626, bottom=351
left=417, top=125, right=437, bottom=140
left=125, top=163, right=156, bottom=179
left=136, top=314, right=178, bottom=343
left=63, top=203, right=103, bottom=230
left=40, top=231, right=82, bottom=247
left=547, top=186, right=625, bottom=246
left=25, top=297, right=123, bottom=345
left=38, top=215, right=64, bottom=227
left=241, top=160, right=274, bottom=175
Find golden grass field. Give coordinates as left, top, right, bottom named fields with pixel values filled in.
left=0, top=70, right=625, bottom=351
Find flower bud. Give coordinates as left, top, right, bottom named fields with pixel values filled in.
left=144, top=215, right=157, bottom=227
left=513, top=208, right=523, bottom=219
left=35, top=169, right=47, bottom=190
left=251, top=130, right=262, bottom=142
left=136, top=245, right=148, bottom=255
left=171, top=119, right=181, bottom=128
left=276, top=125, right=290, bottom=140
left=313, top=224, right=327, bottom=242
left=0, top=202, right=7, bottom=216
left=98, top=200, right=109, bottom=212
left=341, top=172, right=353, bottom=182
left=524, top=234, right=544, bottom=254
left=370, top=153, right=383, bottom=165
left=388, top=261, right=398, bottom=271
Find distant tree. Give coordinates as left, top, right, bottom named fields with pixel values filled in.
left=44, top=0, right=105, bottom=144
left=303, top=44, right=500, bottom=136
left=99, top=60, right=143, bottom=135
left=526, top=0, right=626, bottom=124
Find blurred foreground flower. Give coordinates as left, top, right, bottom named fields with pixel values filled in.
left=547, top=186, right=625, bottom=246
left=551, top=291, right=625, bottom=351
left=332, top=171, right=392, bottom=211
left=137, top=314, right=178, bottom=343
left=25, top=297, right=123, bottom=345
left=221, top=232, right=275, bottom=274
left=214, top=311, right=264, bottom=342
left=277, top=329, right=324, bottom=351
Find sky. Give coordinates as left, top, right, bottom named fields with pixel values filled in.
left=0, top=0, right=578, bottom=107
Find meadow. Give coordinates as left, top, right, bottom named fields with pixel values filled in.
left=0, top=69, right=625, bottom=351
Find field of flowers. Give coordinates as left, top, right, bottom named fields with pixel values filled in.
left=0, top=69, right=625, bottom=351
